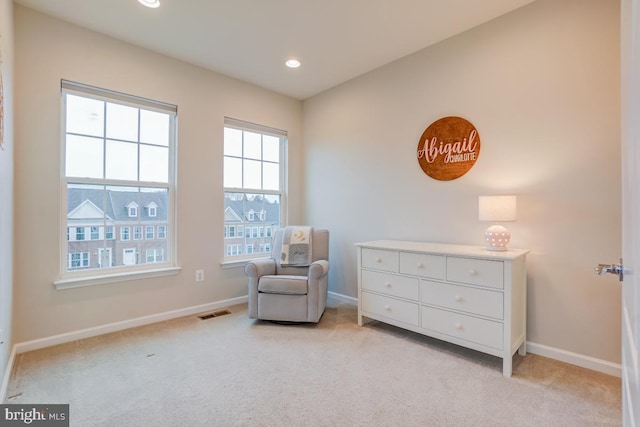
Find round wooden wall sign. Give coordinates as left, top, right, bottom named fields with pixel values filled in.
left=416, top=116, right=480, bottom=181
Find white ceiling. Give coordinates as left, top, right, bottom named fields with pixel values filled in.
left=14, top=0, right=536, bottom=100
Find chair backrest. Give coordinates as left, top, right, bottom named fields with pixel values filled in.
left=271, top=228, right=329, bottom=275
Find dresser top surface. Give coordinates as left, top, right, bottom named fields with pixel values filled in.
left=355, top=240, right=529, bottom=260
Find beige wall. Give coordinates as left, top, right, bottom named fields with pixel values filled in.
left=303, top=0, right=622, bottom=363
left=13, top=6, right=302, bottom=342
left=0, top=0, right=14, bottom=392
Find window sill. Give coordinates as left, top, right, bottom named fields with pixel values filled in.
left=53, top=266, right=182, bottom=290
left=220, top=256, right=271, bottom=269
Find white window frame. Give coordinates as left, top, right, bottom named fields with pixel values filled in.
left=121, top=226, right=130, bottom=241
left=133, top=226, right=142, bottom=240
left=222, top=117, right=287, bottom=266
left=145, top=226, right=154, bottom=240
left=90, top=226, right=100, bottom=240
left=57, top=80, right=179, bottom=289
left=157, top=225, right=166, bottom=239
left=128, top=203, right=139, bottom=218
left=147, top=203, right=157, bottom=217
left=68, top=252, right=90, bottom=269
left=146, top=248, right=164, bottom=263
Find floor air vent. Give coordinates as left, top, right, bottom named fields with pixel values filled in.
left=198, top=309, right=231, bottom=320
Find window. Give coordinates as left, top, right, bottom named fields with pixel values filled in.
left=61, top=80, right=177, bottom=280
left=223, top=118, right=286, bottom=262
left=128, top=203, right=138, bottom=218
left=226, top=244, right=243, bottom=256
left=146, top=248, right=164, bottom=263
left=68, top=252, right=90, bottom=269
left=147, top=202, right=157, bottom=217
left=229, top=225, right=236, bottom=238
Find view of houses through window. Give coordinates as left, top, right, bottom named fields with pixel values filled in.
left=224, top=192, right=280, bottom=257
left=66, top=185, right=169, bottom=270
left=62, top=80, right=176, bottom=275
left=223, top=118, right=286, bottom=260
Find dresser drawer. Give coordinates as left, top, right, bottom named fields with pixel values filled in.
left=361, top=292, right=419, bottom=326
left=362, top=248, right=398, bottom=272
left=421, top=280, right=503, bottom=320
left=399, top=252, right=444, bottom=279
left=362, top=270, right=419, bottom=301
left=421, top=306, right=503, bottom=350
left=446, top=257, right=504, bottom=289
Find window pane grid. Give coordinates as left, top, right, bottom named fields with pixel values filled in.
left=62, top=81, right=176, bottom=276
left=223, top=119, right=285, bottom=261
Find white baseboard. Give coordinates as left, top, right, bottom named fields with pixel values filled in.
left=14, top=296, right=248, bottom=355
left=526, top=341, right=621, bottom=378
left=328, top=291, right=357, bottom=305
left=0, top=345, right=17, bottom=402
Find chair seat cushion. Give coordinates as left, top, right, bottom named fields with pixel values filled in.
left=258, top=275, right=308, bottom=295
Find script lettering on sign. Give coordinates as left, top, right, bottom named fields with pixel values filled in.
left=416, top=116, right=481, bottom=181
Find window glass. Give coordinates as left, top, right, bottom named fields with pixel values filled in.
left=106, top=102, right=138, bottom=142
left=222, top=118, right=286, bottom=261
left=106, top=140, right=138, bottom=181
left=66, top=95, right=104, bottom=137
left=66, top=135, right=104, bottom=179
left=62, top=80, right=176, bottom=278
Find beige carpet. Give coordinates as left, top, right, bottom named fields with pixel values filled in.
left=6, top=299, right=620, bottom=427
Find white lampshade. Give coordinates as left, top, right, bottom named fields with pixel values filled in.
left=478, top=195, right=517, bottom=222
left=479, top=195, right=517, bottom=251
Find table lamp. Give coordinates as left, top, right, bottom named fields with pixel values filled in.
left=478, top=195, right=516, bottom=251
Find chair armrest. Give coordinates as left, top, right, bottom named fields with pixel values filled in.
left=244, top=258, right=276, bottom=278
left=308, top=260, right=329, bottom=280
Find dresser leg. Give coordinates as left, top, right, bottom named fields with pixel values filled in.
left=503, top=355, right=513, bottom=377
left=518, top=341, right=527, bottom=356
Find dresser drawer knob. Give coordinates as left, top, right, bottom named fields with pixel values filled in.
left=454, top=295, right=462, bottom=302
left=454, top=322, right=463, bottom=330
left=385, top=282, right=392, bottom=288
left=416, top=262, right=424, bottom=268
left=469, top=269, right=477, bottom=276
left=384, top=305, right=391, bottom=311
left=376, top=257, right=382, bottom=263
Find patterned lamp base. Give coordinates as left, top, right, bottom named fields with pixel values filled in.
left=484, top=225, right=511, bottom=251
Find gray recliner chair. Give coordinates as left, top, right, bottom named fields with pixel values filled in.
left=245, top=227, right=329, bottom=323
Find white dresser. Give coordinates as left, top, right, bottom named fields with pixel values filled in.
left=356, top=240, right=529, bottom=377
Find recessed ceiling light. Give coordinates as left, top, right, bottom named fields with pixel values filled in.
left=138, top=0, right=160, bottom=8
left=285, top=59, right=301, bottom=69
